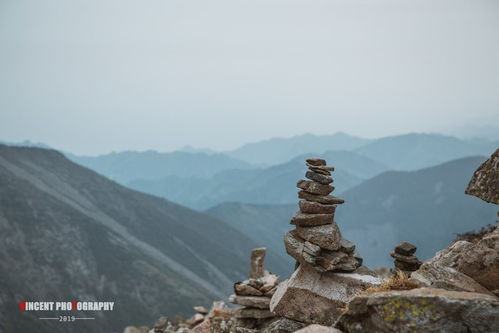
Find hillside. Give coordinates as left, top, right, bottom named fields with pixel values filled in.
left=68, top=150, right=254, bottom=184
left=206, top=156, right=497, bottom=269
left=129, top=150, right=387, bottom=210
left=0, top=145, right=288, bottom=333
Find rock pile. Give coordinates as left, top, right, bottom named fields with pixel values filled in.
left=270, top=158, right=382, bottom=325
left=390, top=241, right=422, bottom=274
left=230, top=248, right=279, bottom=327
left=285, top=158, right=362, bottom=272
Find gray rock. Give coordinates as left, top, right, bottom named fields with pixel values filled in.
left=411, top=262, right=494, bottom=295
left=250, top=248, right=266, bottom=279
left=193, top=306, right=208, bottom=315
left=229, top=295, right=271, bottom=309
left=295, top=325, right=343, bottom=333
left=298, top=191, right=344, bottom=205
left=305, top=171, right=333, bottom=185
left=317, top=251, right=360, bottom=272
left=263, top=317, right=306, bottom=332
left=338, top=238, right=355, bottom=254
left=291, top=212, right=333, bottom=227
left=235, top=281, right=264, bottom=296
left=297, top=180, right=334, bottom=196
left=395, top=241, right=417, bottom=256
left=299, top=200, right=336, bottom=214
left=269, top=264, right=382, bottom=325
left=234, top=307, right=275, bottom=319
left=284, top=230, right=321, bottom=266
left=336, top=287, right=499, bottom=333
left=295, top=223, right=342, bottom=250
left=465, top=148, right=499, bottom=204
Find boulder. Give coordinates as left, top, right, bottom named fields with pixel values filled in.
left=297, top=180, right=334, bottom=196
left=465, top=148, right=499, bottom=204
left=298, top=191, right=345, bottom=205
left=299, top=200, right=336, bottom=214
left=269, top=264, right=382, bottom=325
left=291, top=212, right=333, bottom=227
left=411, top=263, right=493, bottom=295
left=336, top=288, right=499, bottom=333
left=305, top=171, right=333, bottom=185
left=229, top=295, right=271, bottom=309
left=428, top=230, right=499, bottom=294
left=295, top=325, right=343, bottom=333
left=295, top=223, right=342, bottom=250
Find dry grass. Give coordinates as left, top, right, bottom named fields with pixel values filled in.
left=357, top=271, right=420, bottom=297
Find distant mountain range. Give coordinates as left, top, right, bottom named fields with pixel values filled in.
left=129, top=150, right=387, bottom=210
left=206, top=156, right=497, bottom=269
left=0, top=145, right=288, bottom=333
left=60, top=133, right=498, bottom=211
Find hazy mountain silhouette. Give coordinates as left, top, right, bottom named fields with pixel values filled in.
left=206, top=156, right=497, bottom=270
left=68, top=150, right=254, bottom=184
left=226, top=132, right=372, bottom=165
left=0, top=145, right=287, bottom=333
left=128, top=150, right=387, bottom=210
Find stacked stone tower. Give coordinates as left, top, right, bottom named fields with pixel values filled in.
left=391, top=241, right=422, bottom=275
left=284, top=158, right=362, bottom=272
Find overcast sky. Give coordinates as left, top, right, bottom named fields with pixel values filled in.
left=1, top=0, right=498, bottom=155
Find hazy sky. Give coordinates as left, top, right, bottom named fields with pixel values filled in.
left=1, top=0, right=498, bottom=155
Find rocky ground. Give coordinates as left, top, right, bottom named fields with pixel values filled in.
left=124, top=152, right=499, bottom=333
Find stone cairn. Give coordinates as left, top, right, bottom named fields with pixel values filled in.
left=230, top=248, right=279, bottom=328
left=285, top=158, right=362, bottom=272
left=391, top=241, right=422, bottom=275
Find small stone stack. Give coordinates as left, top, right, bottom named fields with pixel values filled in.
left=391, top=241, right=422, bottom=275
left=230, top=248, right=278, bottom=325
left=285, top=158, right=362, bottom=272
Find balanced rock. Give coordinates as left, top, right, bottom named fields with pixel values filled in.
left=336, top=288, right=499, bottom=333
left=290, top=212, right=333, bottom=227
left=391, top=241, right=421, bottom=273
left=306, top=158, right=326, bottom=166
left=250, top=248, right=266, bottom=279
left=297, top=180, right=334, bottom=196
left=305, top=171, right=333, bottom=185
left=284, top=230, right=321, bottom=266
left=298, top=191, right=345, bottom=205
left=394, top=241, right=417, bottom=256
left=229, top=295, right=271, bottom=309
left=299, top=200, right=336, bottom=214
left=295, top=224, right=341, bottom=250
left=269, top=264, right=382, bottom=326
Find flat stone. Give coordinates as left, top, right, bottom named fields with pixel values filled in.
left=411, top=262, right=494, bottom=295
left=308, top=165, right=334, bottom=176
left=297, top=180, right=334, bottom=196
left=284, top=230, right=321, bottom=266
left=295, top=223, right=342, bottom=250
left=269, top=264, right=382, bottom=325
left=234, top=307, right=275, bottom=319
left=290, top=212, right=333, bottom=227
left=465, top=148, right=499, bottom=204
left=338, top=238, right=356, bottom=254
left=248, top=278, right=264, bottom=290
left=235, top=281, right=263, bottom=296
left=264, top=286, right=278, bottom=297
left=299, top=200, right=336, bottom=214
left=336, top=288, right=499, bottom=333
left=390, top=252, right=421, bottom=264
left=316, top=250, right=361, bottom=272
left=306, top=158, right=327, bottom=166
left=394, top=241, right=417, bottom=256
left=394, top=259, right=421, bottom=271
left=298, top=191, right=345, bottom=205
left=305, top=171, right=333, bottom=185
left=295, top=325, right=343, bottom=333
left=229, top=295, right=271, bottom=309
